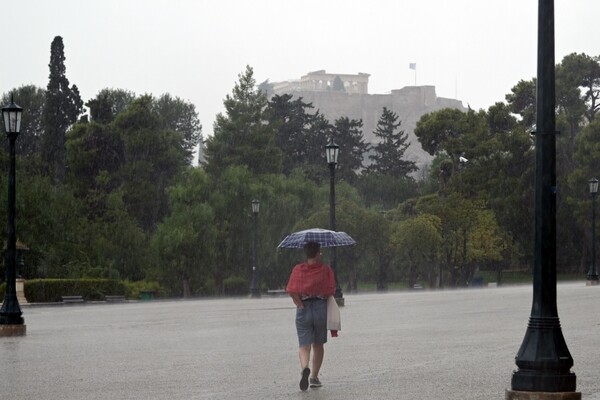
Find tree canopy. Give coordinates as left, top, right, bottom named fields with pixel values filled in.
left=204, top=65, right=282, bottom=177
left=3, top=49, right=600, bottom=297
left=367, top=107, right=417, bottom=178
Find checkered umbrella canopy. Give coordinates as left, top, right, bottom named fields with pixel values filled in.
left=277, top=228, right=356, bottom=248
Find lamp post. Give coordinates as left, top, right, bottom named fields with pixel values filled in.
left=377, top=211, right=388, bottom=291
left=325, top=137, right=344, bottom=306
left=508, top=0, right=577, bottom=395
left=587, top=178, right=599, bottom=284
left=0, top=97, right=26, bottom=337
left=249, top=199, right=261, bottom=298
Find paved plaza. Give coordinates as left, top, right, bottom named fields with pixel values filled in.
left=1, top=282, right=599, bottom=399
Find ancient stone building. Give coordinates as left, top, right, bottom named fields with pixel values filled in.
left=273, top=70, right=370, bottom=95
left=271, top=71, right=466, bottom=173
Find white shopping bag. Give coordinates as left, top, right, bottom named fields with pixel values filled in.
left=327, top=296, right=341, bottom=331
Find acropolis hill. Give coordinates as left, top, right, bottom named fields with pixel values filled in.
left=271, top=70, right=466, bottom=172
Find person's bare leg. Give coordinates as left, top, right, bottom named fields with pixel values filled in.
left=299, top=345, right=311, bottom=369
left=311, top=343, right=324, bottom=378
left=299, top=345, right=312, bottom=391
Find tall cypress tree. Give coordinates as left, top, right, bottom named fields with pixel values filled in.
left=42, top=36, right=83, bottom=183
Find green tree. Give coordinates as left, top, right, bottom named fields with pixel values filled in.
left=389, top=214, right=441, bottom=288
left=414, top=107, right=488, bottom=196
left=67, top=121, right=123, bottom=198
left=267, top=94, right=316, bottom=175
left=2, top=85, right=46, bottom=160
left=296, top=184, right=370, bottom=291
left=113, top=95, right=187, bottom=231
left=356, top=173, right=418, bottom=210
left=252, top=171, right=320, bottom=289
left=331, top=117, right=368, bottom=184
left=0, top=173, right=88, bottom=279
left=565, top=119, right=600, bottom=270
left=468, top=210, right=510, bottom=272
left=413, top=194, right=476, bottom=287
left=86, top=88, right=136, bottom=124
left=367, top=107, right=417, bottom=177
left=365, top=210, right=392, bottom=290
left=204, top=65, right=282, bottom=176
left=68, top=94, right=190, bottom=232
left=414, top=108, right=468, bottom=158
left=153, top=93, right=202, bottom=165
left=41, top=36, right=83, bottom=183
left=415, top=103, right=534, bottom=268
left=486, top=102, right=518, bottom=134
left=557, top=52, right=600, bottom=124
left=474, top=124, right=534, bottom=265
left=207, top=166, right=255, bottom=293
left=506, top=79, right=536, bottom=129
left=152, top=168, right=216, bottom=297
left=301, top=112, right=334, bottom=183
left=81, top=188, right=150, bottom=281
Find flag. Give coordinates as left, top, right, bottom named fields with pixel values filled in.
left=409, top=63, right=416, bottom=70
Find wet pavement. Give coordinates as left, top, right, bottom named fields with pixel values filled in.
left=1, top=282, right=599, bottom=399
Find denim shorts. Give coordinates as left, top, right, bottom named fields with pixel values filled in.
left=295, top=298, right=328, bottom=347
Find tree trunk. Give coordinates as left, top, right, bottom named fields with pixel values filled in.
left=182, top=276, right=192, bottom=298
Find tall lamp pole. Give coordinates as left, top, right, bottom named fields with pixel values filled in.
left=0, top=97, right=26, bottom=337
left=325, top=138, right=344, bottom=306
left=249, top=199, right=261, bottom=298
left=587, top=178, right=599, bottom=284
left=508, top=0, right=577, bottom=395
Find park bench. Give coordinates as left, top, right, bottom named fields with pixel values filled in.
left=105, top=295, right=126, bottom=303
left=61, top=295, right=84, bottom=303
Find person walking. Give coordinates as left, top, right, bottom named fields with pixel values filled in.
left=286, top=241, right=336, bottom=391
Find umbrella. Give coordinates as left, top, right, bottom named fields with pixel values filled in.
left=277, top=228, right=356, bottom=249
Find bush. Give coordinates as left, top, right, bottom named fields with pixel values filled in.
left=223, top=276, right=248, bottom=296
left=23, top=279, right=127, bottom=302
left=196, top=278, right=216, bottom=297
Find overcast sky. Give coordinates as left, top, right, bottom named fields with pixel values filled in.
left=3, top=1, right=600, bottom=140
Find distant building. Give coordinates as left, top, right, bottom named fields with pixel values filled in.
left=273, top=70, right=370, bottom=95
left=270, top=70, right=466, bottom=173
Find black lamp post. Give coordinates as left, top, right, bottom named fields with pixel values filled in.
left=509, top=0, right=577, bottom=394
left=325, top=137, right=343, bottom=305
left=249, top=199, right=261, bottom=298
left=587, top=178, right=599, bottom=283
left=0, top=97, right=26, bottom=336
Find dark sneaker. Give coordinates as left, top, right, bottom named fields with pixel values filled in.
left=300, top=367, right=310, bottom=391
left=310, top=377, right=322, bottom=388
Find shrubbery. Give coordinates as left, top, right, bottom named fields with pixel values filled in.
left=0, top=279, right=167, bottom=302
left=223, top=276, right=248, bottom=296
left=24, top=279, right=128, bottom=302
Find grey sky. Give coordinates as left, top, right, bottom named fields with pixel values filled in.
left=3, top=1, right=599, bottom=140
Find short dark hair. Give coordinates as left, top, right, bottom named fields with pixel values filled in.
left=303, top=242, right=320, bottom=258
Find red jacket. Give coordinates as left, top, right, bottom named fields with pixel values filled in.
left=286, top=262, right=335, bottom=297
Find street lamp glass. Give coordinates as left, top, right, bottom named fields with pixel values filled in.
left=589, top=178, right=599, bottom=195
left=2, top=98, right=23, bottom=134
left=325, top=137, right=339, bottom=165
left=251, top=199, right=260, bottom=214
